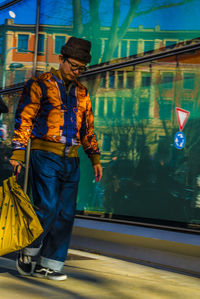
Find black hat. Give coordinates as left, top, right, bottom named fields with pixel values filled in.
left=61, top=37, right=91, bottom=64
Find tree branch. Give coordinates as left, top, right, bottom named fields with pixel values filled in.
left=118, top=0, right=141, bottom=39
left=110, top=0, right=121, bottom=33
left=135, top=0, right=195, bottom=18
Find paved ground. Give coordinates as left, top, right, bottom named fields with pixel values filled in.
left=0, top=249, right=200, bottom=299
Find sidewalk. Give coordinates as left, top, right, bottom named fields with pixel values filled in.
left=0, top=249, right=200, bottom=299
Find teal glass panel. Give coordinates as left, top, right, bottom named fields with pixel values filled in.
left=38, top=0, right=200, bottom=68
left=0, top=0, right=37, bottom=88
left=77, top=48, right=200, bottom=230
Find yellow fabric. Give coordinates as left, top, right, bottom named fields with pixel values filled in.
left=90, top=154, right=100, bottom=165
left=0, top=176, right=43, bottom=256
left=12, top=71, right=100, bottom=158
left=31, top=138, right=79, bottom=157
left=10, top=150, right=25, bottom=162
left=11, top=139, right=100, bottom=164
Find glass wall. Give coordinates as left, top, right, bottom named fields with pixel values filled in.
left=1, top=0, right=200, bottom=89
left=1, top=0, right=200, bottom=231
left=0, top=0, right=37, bottom=88
left=38, top=0, right=200, bottom=66
left=77, top=47, right=200, bottom=229
left=0, top=91, right=20, bottom=182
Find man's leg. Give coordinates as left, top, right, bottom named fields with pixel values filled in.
left=34, top=157, right=80, bottom=273
left=17, top=150, right=62, bottom=275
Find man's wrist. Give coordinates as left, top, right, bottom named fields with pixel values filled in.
left=90, top=154, right=100, bottom=165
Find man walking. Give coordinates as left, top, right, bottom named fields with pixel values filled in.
left=9, top=37, right=102, bottom=281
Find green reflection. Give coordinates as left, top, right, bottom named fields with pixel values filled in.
left=77, top=52, right=200, bottom=228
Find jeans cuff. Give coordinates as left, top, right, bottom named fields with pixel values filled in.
left=40, top=256, right=64, bottom=271
left=22, top=245, right=42, bottom=256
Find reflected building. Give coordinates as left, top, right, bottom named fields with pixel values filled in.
left=1, top=18, right=200, bottom=164
left=1, top=17, right=200, bottom=222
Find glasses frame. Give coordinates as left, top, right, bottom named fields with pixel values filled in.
left=64, top=57, right=87, bottom=73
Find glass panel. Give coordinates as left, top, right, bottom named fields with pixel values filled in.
left=38, top=0, right=200, bottom=67
left=0, top=0, right=37, bottom=88
left=0, top=92, right=20, bottom=184
left=77, top=47, right=200, bottom=231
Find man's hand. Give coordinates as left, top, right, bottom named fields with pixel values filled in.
left=9, top=159, right=21, bottom=174
left=93, top=163, right=103, bottom=182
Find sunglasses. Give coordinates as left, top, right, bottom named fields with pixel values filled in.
left=64, top=58, right=87, bottom=73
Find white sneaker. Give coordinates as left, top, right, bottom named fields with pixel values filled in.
left=32, top=264, right=67, bottom=281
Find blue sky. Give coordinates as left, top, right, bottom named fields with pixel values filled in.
left=0, top=0, right=200, bottom=31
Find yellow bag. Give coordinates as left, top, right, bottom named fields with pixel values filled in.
left=0, top=175, right=43, bottom=256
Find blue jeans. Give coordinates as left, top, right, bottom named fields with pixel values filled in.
left=23, top=150, right=80, bottom=271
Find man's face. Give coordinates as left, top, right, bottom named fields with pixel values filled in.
left=59, top=55, right=86, bottom=81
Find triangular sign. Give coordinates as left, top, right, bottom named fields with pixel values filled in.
left=175, top=107, right=190, bottom=131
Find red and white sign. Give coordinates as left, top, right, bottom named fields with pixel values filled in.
left=175, top=107, right=190, bottom=131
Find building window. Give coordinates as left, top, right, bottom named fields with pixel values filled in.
left=121, top=40, right=127, bottom=57
left=115, top=97, right=122, bottom=118
left=141, top=73, right=151, bottom=87
left=18, top=34, right=29, bottom=52
left=109, top=71, right=115, bottom=88
left=129, top=41, right=138, bottom=56
left=117, top=71, right=124, bottom=89
left=55, top=36, right=66, bottom=54
left=183, top=73, right=195, bottom=90
left=144, top=41, right=154, bottom=53
left=102, top=134, right=111, bottom=151
left=119, top=134, right=128, bottom=153
left=107, top=99, right=113, bottom=116
left=181, top=100, right=193, bottom=114
left=38, top=34, right=45, bottom=54
left=126, top=72, right=134, bottom=88
left=159, top=100, right=172, bottom=120
left=138, top=99, right=149, bottom=119
left=165, top=40, right=175, bottom=48
left=100, top=74, right=106, bottom=88
left=124, top=98, right=133, bottom=119
left=113, top=44, right=119, bottom=58
left=162, top=73, right=173, bottom=89
left=98, top=98, right=105, bottom=117
left=0, top=36, right=3, bottom=54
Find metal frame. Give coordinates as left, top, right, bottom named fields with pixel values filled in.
left=0, top=0, right=22, bottom=11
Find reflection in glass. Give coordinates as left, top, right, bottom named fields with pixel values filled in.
left=77, top=48, right=200, bottom=230
left=0, top=93, right=20, bottom=183
left=0, top=0, right=37, bottom=88
left=37, top=0, right=200, bottom=67
left=1, top=0, right=200, bottom=88
left=1, top=0, right=200, bottom=230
